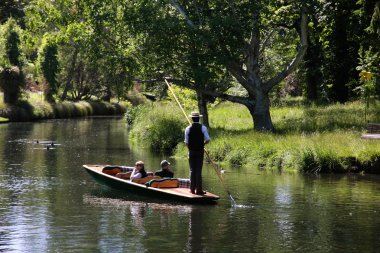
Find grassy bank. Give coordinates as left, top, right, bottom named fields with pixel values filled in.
left=0, top=92, right=130, bottom=121
left=129, top=100, right=380, bottom=174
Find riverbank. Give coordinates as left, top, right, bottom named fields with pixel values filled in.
left=128, top=100, right=380, bottom=174
left=0, top=92, right=130, bottom=122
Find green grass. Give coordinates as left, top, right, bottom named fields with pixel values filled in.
left=0, top=117, right=8, bottom=122
left=157, top=100, right=380, bottom=173
left=0, top=92, right=4, bottom=110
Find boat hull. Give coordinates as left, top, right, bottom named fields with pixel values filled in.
left=83, top=165, right=220, bottom=204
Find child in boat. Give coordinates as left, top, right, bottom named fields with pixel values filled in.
left=130, top=161, right=147, bottom=180
left=154, top=160, right=174, bottom=178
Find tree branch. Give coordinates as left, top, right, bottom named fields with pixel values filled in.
left=168, top=0, right=195, bottom=28
left=263, top=7, right=308, bottom=92
left=136, top=77, right=252, bottom=107
left=225, top=61, right=248, bottom=87
left=167, top=78, right=252, bottom=106
left=259, top=29, right=275, bottom=56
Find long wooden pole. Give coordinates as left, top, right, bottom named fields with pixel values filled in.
left=164, top=79, right=235, bottom=203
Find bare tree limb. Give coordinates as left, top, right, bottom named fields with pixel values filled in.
left=259, top=29, right=275, bottom=56
left=263, top=7, right=308, bottom=92
left=168, top=0, right=195, bottom=28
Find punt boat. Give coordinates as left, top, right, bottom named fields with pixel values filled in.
left=83, top=164, right=220, bottom=204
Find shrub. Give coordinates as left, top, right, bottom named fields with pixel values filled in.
left=145, top=117, right=184, bottom=151
left=37, top=35, right=59, bottom=102
left=0, top=66, right=25, bottom=104
left=129, top=104, right=186, bottom=152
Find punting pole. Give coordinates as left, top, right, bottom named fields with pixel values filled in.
left=164, top=79, right=236, bottom=206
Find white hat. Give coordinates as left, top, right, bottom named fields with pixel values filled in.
left=189, top=112, right=202, bottom=118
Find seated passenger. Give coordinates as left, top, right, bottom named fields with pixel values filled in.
left=154, top=160, right=174, bottom=178
left=130, top=161, right=147, bottom=180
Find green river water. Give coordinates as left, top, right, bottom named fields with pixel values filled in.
left=1, top=117, right=380, bottom=252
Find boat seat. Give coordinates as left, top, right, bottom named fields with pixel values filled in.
left=102, top=165, right=133, bottom=175
left=115, top=171, right=132, bottom=179
left=132, top=176, right=160, bottom=184
left=177, top=178, right=191, bottom=188
left=146, top=178, right=179, bottom=188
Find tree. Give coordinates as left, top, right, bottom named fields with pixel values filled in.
left=25, top=0, right=137, bottom=102
left=359, top=1, right=380, bottom=96
left=0, top=0, right=26, bottom=27
left=0, top=18, right=25, bottom=104
left=143, top=0, right=308, bottom=131
left=126, top=0, right=231, bottom=126
left=38, top=34, right=59, bottom=102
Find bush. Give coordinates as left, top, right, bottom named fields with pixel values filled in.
left=0, top=98, right=128, bottom=121
left=129, top=104, right=186, bottom=152
left=0, top=66, right=25, bottom=104
left=145, top=117, right=184, bottom=151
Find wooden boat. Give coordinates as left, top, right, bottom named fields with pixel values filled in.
left=83, top=165, right=220, bottom=204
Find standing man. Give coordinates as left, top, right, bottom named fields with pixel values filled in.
left=184, top=112, right=211, bottom=195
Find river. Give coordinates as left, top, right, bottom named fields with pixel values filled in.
left=0, top=117, right=380, bottom=252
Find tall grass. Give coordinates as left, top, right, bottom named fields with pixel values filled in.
left=181, top=100, right=380, bottom=173
left=127, top=98, right=380, bottom=173
left=0, top=92, right=4, bottom=111
left=210, top=101, right=380, bottom=133
left=129, top=103, right=187, bottom=152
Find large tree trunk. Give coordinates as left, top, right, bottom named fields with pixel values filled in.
left=249, top=90, right=273, bottom=131
left=196, top=91, right=209, bottom=127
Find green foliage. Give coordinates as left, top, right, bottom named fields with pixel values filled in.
left=0, top=18, right=24, bottom=67
left=37, top=34, right=59, bottom=102
left=129, top=103, right=187, bottom=152
left=0, top=0, right=25, bottom=26
left=125, top=105, right=146, bottom=125
left=125, top=90, right=150, bottom=106
left=0, top=94, right=127, bottom=121
left=167, top=85, right=198, bottom=113
left=23, top=0, right=137, bottom=102
left=0, top=18, right=26, bottom=104
left=0, top=66, right=25, bottom=104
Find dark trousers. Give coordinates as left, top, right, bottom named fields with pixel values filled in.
left=189, top=150, right=204, bottom=193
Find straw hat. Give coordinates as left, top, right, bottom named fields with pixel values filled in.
left=189, top=112, right=202, bottom=118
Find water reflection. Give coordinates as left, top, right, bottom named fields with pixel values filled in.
left=83, top=194, right=200, bottom=252
left=2, top=119, right=380, bottom=252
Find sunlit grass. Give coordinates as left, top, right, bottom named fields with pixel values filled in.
left=127, top=99, right=380, bottom=173
left=0, top=92, right=4, bottom=110
left=210, top=101, right=380, bottom=133
left=177, top=100, right=380, bottom=173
